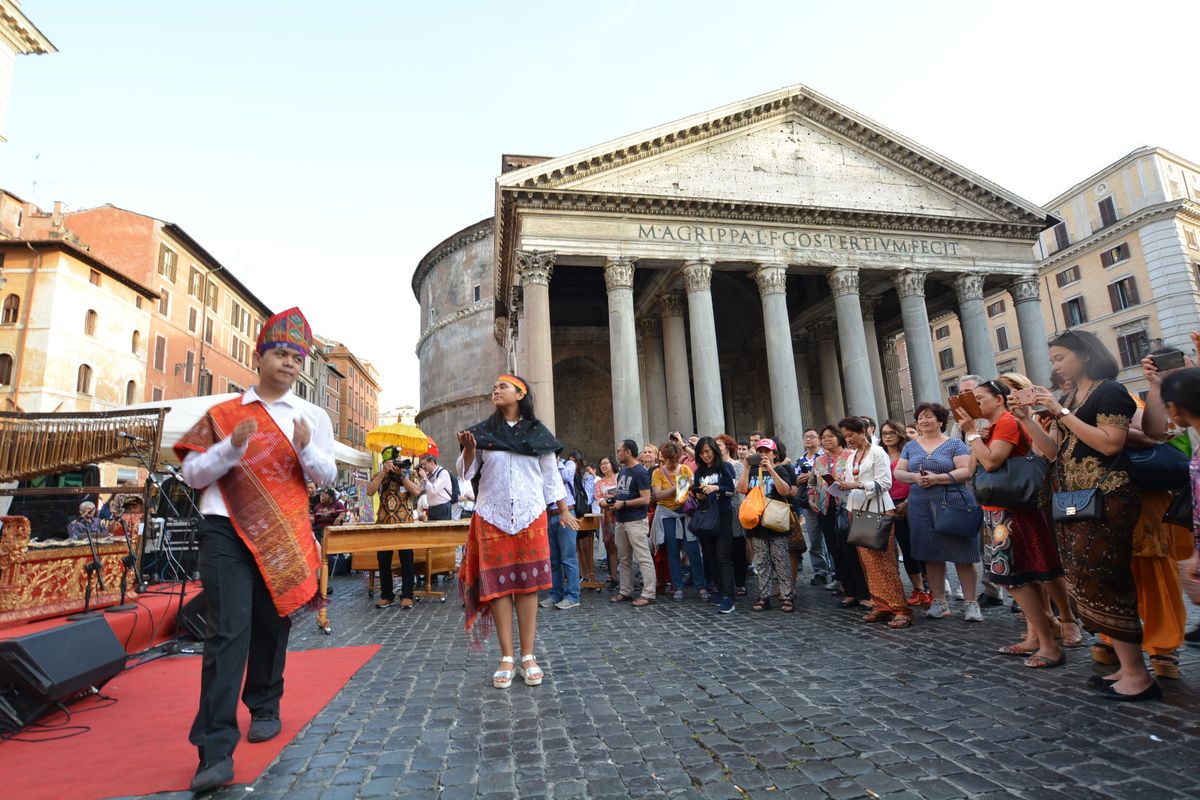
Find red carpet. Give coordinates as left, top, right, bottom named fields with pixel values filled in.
left=0, top=584, right=204, bottom=655
left=0, top=644, right=380, bottom=800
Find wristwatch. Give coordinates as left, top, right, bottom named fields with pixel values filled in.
left=1058, top=407, right=1073, bottom=418
left=965, top=433, right=982, bottom=443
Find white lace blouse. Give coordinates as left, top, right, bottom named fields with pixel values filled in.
left=457, top=446, right=565, bottom=535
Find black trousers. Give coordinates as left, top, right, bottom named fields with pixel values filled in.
left=377, top=548, right=415, bottom=601
left=732, top=531, right=749, bottom=589
left=427, top=502, right=452, bottom=521
left=820, top=506, right=869, bottom=601
left=699, top=510, right=735, bottom=599
left=892, top=516, right=924, bottom=579
left=189, top=516, right=291, bottom=763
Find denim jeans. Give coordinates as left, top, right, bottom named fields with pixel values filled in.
left=801, top=508, right=831, bottom=578
left=660, top=516, right=707, bottom=592
left=547, top=512, right=580, bottom=602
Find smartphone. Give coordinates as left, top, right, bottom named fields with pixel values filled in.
left=821, top=472, right=836, bottom=485
left=747, top=454, right=762, bottom=468
left=1010, top=388, right=1037, bottom=407
left=1152, top=349, right=1186, bottom=372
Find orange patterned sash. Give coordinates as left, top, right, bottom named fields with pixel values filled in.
left=174, top=397, right=319, bottom=616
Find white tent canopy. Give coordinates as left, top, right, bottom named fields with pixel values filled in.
left=123, top=393, right=371, bottom=469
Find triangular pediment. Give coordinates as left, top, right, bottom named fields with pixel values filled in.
left=499, top=84, right=1050, bottom=226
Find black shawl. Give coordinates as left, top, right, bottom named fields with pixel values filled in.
left=467, top=418, right=562, bottom=457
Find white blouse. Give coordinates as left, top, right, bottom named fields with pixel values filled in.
left=837, top=444, right=894, bottom=513
left=457, top=446, right=565, bottom=535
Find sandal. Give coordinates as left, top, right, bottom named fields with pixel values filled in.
left=837, top=598, right=860, bottom=609
left=1091, top=643, right=1119, bottom=665
left=699, top=589, right=711, bottom=602
left=862, top=610, right=893, bottom=624
left=1060, top=621, right=1085, bottom=648
left=1023, top=653, right=1066, bottom=669
left=752, top=598, right=770, bottom=612
left=997, top=642, right=1039, bottom=656
left=735, top=587, right=748, bottom=597
left=780, top=599, right=795, bottom=614
left=517, top=654, right=544, bottom=686
left=631, top=597, right=654, bottom=607
left=609, top=594, right=632, bottom=603
left=1151, top=653, right=1181, bottom=680
left=887, top=615, right=914, bottom=629
left=493, top=656, right=515, bottom=689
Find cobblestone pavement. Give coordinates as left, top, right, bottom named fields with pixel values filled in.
left=132, top=563, right=1200, bottom=800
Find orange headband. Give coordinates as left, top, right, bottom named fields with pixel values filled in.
left=498, top=374, right=528, bottom=395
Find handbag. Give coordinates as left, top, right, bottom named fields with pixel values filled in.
left=1126, top=443, right=1190, bottom=492
left=761, top=497, right=793, bottom=533
left=660, top=466, right=697, bottom=516
left=1051, top=465, right=1115, bottom=524
left=789, top=509, right=808, bottom=553
left=970, top=427, right=1048, bottom=509
left=847, top=484, right=894, bottom=551
left=1164, top=486, right=1193, bottom=529
left=930, top=477, right=983, bottom=538
left=738, top=467, right=768, bottom=529
left=689, top=497, right=721, bottom=535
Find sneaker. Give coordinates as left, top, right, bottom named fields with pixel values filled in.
left=400, top=598, right=414, bottom=610
left=926, top=598, right=952, bottom=618
left=539, top=597, right=558, bottom=609
left=825, top=581, right=842, bottom=592
left=810, top=575, right=828, bottom=586
left=952, top=585, right=965, bottom=601
left=963, top=601, right=983, bottom=623
left=555, top=598, right=579, bottom=610
left=977, top=593, right=1003, bottom=608
left=374, top=598, right=394, bottom=609
left=718, top=598, right=735, bottom=614
left=672, top=590, right=684, bottom=602
left=905, top=589, right=926, bottom=607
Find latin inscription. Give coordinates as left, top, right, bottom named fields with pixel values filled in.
left=637, top=224, right=961, bottom=256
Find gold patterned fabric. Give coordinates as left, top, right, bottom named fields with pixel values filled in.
left=376, top=475, right=414, bottom=525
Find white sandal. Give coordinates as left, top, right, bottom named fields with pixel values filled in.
left=492, top=656, right=514, bottom=689
left=517, top=654, right=544, bottom=686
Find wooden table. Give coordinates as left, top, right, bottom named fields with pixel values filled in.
left=574, top=514, right=606, bottom=591
left=318, top=519, right=469, bottom=634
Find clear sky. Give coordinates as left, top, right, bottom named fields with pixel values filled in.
left=2, top=1, right=1196, bottom=412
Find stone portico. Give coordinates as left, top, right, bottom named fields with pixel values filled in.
left=417, top=85, right=1057, bottom=462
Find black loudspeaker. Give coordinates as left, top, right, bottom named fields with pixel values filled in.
left=0, top=616, right=126, bottom=732
left=179, top=591, right=207, bottom=641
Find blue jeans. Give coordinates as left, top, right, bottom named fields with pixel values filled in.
left=547, top=513, right=580, bottom=603
left=660, top=517, right=707, bottom=592
left=801, top=508, right=831, bottom=578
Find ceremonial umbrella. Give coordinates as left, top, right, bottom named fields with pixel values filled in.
left=366, top=422, right=435, bottom=458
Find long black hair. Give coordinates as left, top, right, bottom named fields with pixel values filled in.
left=692, top=436, right=725, bottom=477
left=486, top=373, right=538, bottom=431
left=1048, top=330, right=1119, bottom=381
left=1162, top=367, right=1200, bottom=417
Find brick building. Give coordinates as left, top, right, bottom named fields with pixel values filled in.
left=321, top=338, right=380, bottom=450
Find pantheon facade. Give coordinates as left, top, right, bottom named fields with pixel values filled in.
left=413, top=85, right=1056, bottom=461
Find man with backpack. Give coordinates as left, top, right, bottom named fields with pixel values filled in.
left=418, top=454, right=458, bottom=521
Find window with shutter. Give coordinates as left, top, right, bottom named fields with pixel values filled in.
left=996, top=326, right=1009, bottom=351
left=1098, top=196, right=1117, bottom=228
left=1053, top=223, right=1070, bottom=251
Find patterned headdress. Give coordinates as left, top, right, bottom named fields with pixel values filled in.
left=256, top=307, right=312, bottom=357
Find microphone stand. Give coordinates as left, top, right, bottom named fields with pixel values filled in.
left=108, top=436, right=162, bottom=610
left=161, top=466, right=205, bottom=645
left=66, top=517, right=107, bottom=620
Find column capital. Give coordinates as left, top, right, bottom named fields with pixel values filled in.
left=893, top=269, right=928, bottom=299
left=859, top=295, right=879, bottom=321
left=658, top=290, right=686, bottom=318
left=1008, top=273, right=1041, bottom=302
left=810, top=317, right=839, bottom=342
left=604, top=256, right=637, bottom=291
left=953, top=273, right=986, bottom=303
left=681, top=259, right=714, bottom=294
left=792, top=330, right=809, bottom=348
left=516, top=250, right=556, bottom=286
left=752, top=262, right=788, bottom=296
left=636, top=315, right=661, bottom=339
left=827, top=266, right=860, bottom=299
left=882, top=336, right=898, bottom=355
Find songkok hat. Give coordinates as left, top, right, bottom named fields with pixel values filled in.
left=256, top=307, right=312, bottom=357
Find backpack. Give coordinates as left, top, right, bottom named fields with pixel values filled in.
left=572, top=468, right=589, bottom=515
left=449, top=470, right=461, bottom=505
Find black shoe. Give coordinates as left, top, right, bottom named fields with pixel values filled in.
left=189, top=757, right=234, bottom=793
left=1185, top=624, right=1200, bottom=645
left=810, top=575, right=828, bottom=586
left=1087, top=675, right=1118, bottom=689
left=1099, top=681, right=1163, bottom=703
left=977, top=593, right=1003, bottom=608
left=247, top=711, right=282, bottom=743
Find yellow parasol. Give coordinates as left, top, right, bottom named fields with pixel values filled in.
left=365, top=422, right=435, bottom=457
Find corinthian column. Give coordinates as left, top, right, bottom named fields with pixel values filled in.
left=894, top=269, right=940, bottom=406
left=882, top=336, right=908, bottom=421
left=682, top=259, right=726, bottom=435
left=638, top=315, right=669, bottom=447
left=515, top=250, right=556, bottom=430
left=658, top=291, right=694, bottom=436
left=1009, top=274, right=1052, bottom=387
left=827, top=266, right=875, bottom=418
left=604, top=257, right=644, bottom=449
left=753, top=262, right=803, bottom=450
left=859, top=296, right=890, bottom=424
left=811, top=317, right=845, bottom=423
left=954, top=273, right=997, bottom=379
left=792, top=332, right=814, bottom=430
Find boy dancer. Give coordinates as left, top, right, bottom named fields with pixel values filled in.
left=176, top=308, right=336, bottom=793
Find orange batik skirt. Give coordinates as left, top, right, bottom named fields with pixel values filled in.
left=459, top=511, right=552, bottom=648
